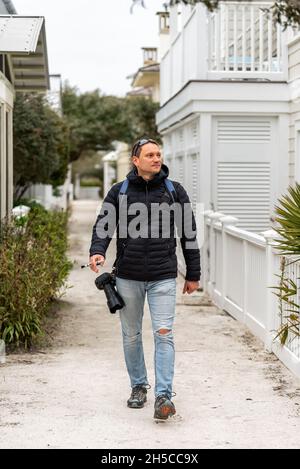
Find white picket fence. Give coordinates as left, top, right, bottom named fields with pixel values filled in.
left=203, top=210, right=300, bottom=377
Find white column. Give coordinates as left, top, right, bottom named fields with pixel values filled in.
left=199, top=114, right=211, bottom=209
left=0, top=104, right=5, bottom=220
left=281, top=29, right=289, bottom=81
left=169, top=4, right=178, bottom=42
left=196, top=3, right=209, bottom=79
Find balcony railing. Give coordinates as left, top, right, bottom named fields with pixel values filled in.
left=209, top=1, right=283, bottom=74
left=160, top=1, right=289, bottom=104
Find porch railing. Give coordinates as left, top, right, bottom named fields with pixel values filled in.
left=209, top=1, right=283, bottom=74
left=203, top=210, right=300, bottom=378
left=160, top=1, right=289, bottom=104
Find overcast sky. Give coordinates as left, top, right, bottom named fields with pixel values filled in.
left=12, top=0, right=164, bottom=96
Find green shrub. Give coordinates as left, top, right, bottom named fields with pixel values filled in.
left=0, top=206, right=73, bottom=348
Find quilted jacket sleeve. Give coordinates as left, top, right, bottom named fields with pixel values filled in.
left=174, top=182, right=201, bottom=282
left=89, top=183, right=121, bottom=258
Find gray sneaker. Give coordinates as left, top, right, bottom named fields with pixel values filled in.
left=127, top=385, right=148, bottom=409
left=154, top=394, right=176, bottom=420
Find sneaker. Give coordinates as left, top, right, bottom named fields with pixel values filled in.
left=154, top=394, right=176, bottom=420
left=127, top=385, right=149, bottom=409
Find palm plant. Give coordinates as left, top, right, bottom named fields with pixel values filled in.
left=273, top=183, right=300, bottom=344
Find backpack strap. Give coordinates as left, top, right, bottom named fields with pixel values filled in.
left=119, top=179, right=129, bottom=197
left=118, top=178, right=176, bottom=203
left=164, top=179, right=177, bottom=203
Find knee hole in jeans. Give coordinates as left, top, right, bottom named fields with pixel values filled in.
left=157, top=329, right=171, bottom=335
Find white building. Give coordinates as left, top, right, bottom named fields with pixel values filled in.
left=0, top=1, right=49, bottom=219
left=26, top=74, right=74, bottom=210
left=128, top=12, right=170, bottom=103
left=154, top=1, right=300, bottom=379
left=156, top=1, right=299, bottom=234
left=128, top=47, right=160, bottom=102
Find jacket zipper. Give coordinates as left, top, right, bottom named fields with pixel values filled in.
left=145, top=182, right=149, bottom=268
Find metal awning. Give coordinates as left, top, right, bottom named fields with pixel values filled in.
left=0, top=15, right=49, bottom=92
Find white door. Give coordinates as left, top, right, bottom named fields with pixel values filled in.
left=212, top=116, right=277, bottom=232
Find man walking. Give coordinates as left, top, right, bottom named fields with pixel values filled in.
left=89, top=138, right=201, bottom=420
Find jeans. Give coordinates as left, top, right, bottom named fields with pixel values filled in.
left=115, top=277, right=177, bottom=399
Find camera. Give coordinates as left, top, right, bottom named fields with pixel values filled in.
left=95, top=272, right=125, bottom=314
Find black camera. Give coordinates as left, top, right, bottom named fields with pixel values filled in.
left=95, top=272, right=125, bottom=314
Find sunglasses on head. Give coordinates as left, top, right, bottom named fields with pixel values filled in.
left=131, top=138, right=159, bottom=157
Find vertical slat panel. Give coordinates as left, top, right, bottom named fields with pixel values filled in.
left=259, top=9, right=264, bottom=70
left=242, top=4, right=246, bottom=71
left=225, top=4, right=229, bottom=71
left=268, top=12, right=272, bottom=71
left=276, top=22, right=281, bottom=72
left=251, top=4, right=255, bottom=71
left=246, top=243, right=267, bottom=328
left=233, top=6, right=237, bottom=71
left=226, top=234, right=244, bottom=307
left=215, top=9, right=220, bottom=70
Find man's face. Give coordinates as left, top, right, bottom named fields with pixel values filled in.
left=132, top=143, right=162, bottom=176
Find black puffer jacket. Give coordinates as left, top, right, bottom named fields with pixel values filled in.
left=89, top=164, right=201, bottom=282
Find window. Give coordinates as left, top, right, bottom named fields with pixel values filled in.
left=0, top=55, right=13, bottom=84
left=4, top=56, right=12, bottom=83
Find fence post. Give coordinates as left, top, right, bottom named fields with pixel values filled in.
left=207, top=212, right=225, bottom=298
left=262, top=229, right=279, bottom=352
left=220, top=216, right=239, bottom=309
left=203, top=210, right=214, bottom=292
left=207, top=212, right=217, bottom=295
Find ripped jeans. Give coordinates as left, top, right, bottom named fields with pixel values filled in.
left=115, top=277, right=177, bottom=399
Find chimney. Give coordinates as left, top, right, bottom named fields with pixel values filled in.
left=142, top=47, right=158, bottom=65
left=156, top=10, right=170, bottom=61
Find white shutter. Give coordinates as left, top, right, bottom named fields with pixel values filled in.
left=213, top=116, right=275, bottom=233
left=177, top=128, right=185, bottom=150
left=177, top=156, right=184, bottom=185
left=217, top=120, right=271, bottom=143
left=188, top=154, right=198, bottom=211
left=217, top=161, right=271, bottom=231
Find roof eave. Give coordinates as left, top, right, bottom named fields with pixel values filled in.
left=0, top=16, right=50, bottom=92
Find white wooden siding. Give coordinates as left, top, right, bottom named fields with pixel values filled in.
left=0, top=96, right=13, bottom=220
left=288, top=35, right=300, bottom=185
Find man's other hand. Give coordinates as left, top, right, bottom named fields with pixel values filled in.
left=89, top=254, right=105, bottom=273
left=183, top=280, right=200, bottom=295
